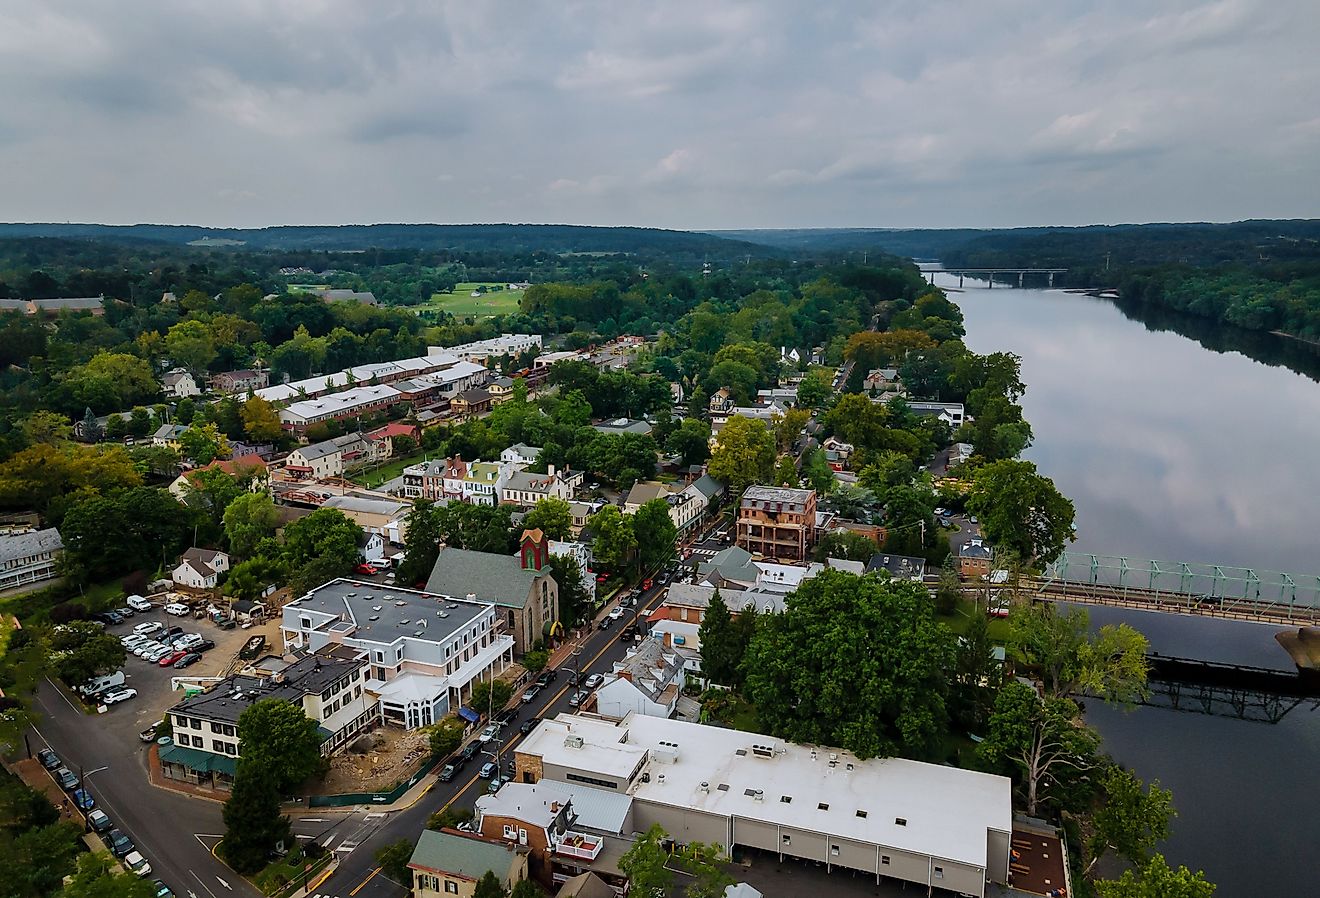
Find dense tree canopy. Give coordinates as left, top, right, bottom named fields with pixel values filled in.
left=744, top=570, right=956, bottom=759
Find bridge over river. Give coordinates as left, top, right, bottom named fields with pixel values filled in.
left=917, top=265, right=1068, bottom=288
left=1026, top=551, right=1320, bottom=626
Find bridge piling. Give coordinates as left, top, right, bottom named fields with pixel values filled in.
left=1018, top=271, right=1025, bottom=288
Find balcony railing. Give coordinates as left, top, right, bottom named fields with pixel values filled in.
left=554, top=831, right=604, bottom=861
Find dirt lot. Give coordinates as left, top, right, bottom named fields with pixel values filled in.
left=318, top=725, right=432, bottom=794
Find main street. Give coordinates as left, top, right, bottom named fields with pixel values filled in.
left=27, top=573, right=677, bottom=898
left=316, top=575, right=673, bottom=898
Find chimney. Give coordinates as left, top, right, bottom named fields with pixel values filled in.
left=547, top=464, right=556, bottom=478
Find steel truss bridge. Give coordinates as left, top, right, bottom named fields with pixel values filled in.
left=1142, top=656, right=1320, bottom=724
left=918, top=266, right=1068, bottom=288
left=1028, top=551, right=1320, bottom=626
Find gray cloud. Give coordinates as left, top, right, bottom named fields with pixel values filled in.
left=0, top=0, right=1315, bottom=228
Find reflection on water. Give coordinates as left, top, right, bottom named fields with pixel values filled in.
left=939, top=274, right=1320, bottom=898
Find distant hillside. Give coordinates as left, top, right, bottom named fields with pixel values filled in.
left=0, top=222, right=775, bottom=260
left=710, top=228, right=999, bottom=259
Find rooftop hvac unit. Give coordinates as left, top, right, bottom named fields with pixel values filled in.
left=751, top=743, right=775, bottom=758
left=752, top=790, right=764, bottom=801
left=699, top=782, right=710, bottom=792
left=657, top=773, right=666, bottom=784
left=565, top=734, right=585, bottom=749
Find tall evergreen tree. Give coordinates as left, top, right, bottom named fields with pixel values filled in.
left=697, top=590, right=736, bottom=685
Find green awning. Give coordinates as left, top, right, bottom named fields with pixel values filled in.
left=159, top=743, right=238, bottom=776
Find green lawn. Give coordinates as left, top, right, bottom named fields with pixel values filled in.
left=938, top=595, right=1013, bottom=642
left=350, top=450, right=429, bottom=488
left=422, top=282, right=524, bottom=318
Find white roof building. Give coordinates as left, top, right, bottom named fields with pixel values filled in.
left=515, top=714, right=1012, bottom=896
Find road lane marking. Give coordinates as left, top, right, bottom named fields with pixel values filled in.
left=216, top=876, right=232, bottom=890
left=349, top=867, right=381, bottom=896
left=188, top=870, right=219, bottom=898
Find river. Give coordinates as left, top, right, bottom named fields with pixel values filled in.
left=931, top=272, right=1320, bottom=898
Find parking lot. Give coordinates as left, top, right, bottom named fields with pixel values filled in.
left=91, top=598, right=282, bottom=740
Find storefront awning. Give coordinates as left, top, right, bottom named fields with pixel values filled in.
left=159, top=742, right=238, bottom=776
left=458, top=706, right=480, bottom=723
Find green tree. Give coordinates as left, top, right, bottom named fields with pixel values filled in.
left=7, top=818, right=83, bottom=897
left=934, top=553, right=961, bottom=615
left=472, top=871, right=506, bottom=898
left=509, top=880, right=544, bottom=898
left=1009, top=603, right=1149, bottom=703
left=177, top=423, right=230, bottom=466
left=950, top=608, right=1001, bottom=733
left=708, top=416, right=775, bottom=499
left=697, top=590, right=737, bottom=685
left=397, top=499, right=443, bottom=586
left=632, top=498, right=677, bottom=571
left=227, top=555, right=286, bottom=600
left=223, top=492, right=279, bottom=557
left=813, top=530, right=877, bottom=563
left=588, top=505, right=636, bottom=574
left=794, top=367, right=835, bottom=410
left=283, top=507, right=363, bottom=569
left=427, top=805, right=474, bottom=831
left=800, top=446, right=835, bottom=494
left=674, top=839, right=734, bottom=898
left=20, top=411, right=73, bottom=446
left=80, top=408, right=103, bottom=443
left=175, top=397, right=196, bottom=425
left=771, top=408, right=811, bottom=454
left=375, top=839, right=415, bottom=885
left=967, top=459, right=1075, bottom=565
left=55, top=852, right=156, bottom=898
left=977, top=681, right=1100, bottom=816
left=219, top=763, right=291, bottom=875
left=470, top=680, right=514, bottom=716
left=744, top=570, right=957, bottom=759
left=241, top=396, right=284, bottom=443
left=289, top=555, right=352, bottom=597
left=523, top=497, right=572, bottom=541
left=772, top=454, right=799, bottom=487
left=1086, top=766, right=1175, bottom=878
left=665, top=418, right=711, bottom=467
left=549, top=553, right=590, bottom=628
left=181, top=467, right=242, bottom=526
left=165, top=319, right=218, bottom=375
left=1095, top=854, right=1216, bottom=898
left=619, top=823, right=673, bottom=898
left=521, top=650, right=549, bottom=673
left=237, top=698, right=324, bottom=792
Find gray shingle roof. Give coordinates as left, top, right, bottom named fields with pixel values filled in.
left=425, top=547, right=547, bottom=610
left=408, top=830, right=521, bottom=883
left=295, top=439, right=342, bottom=461
left=170, top=654, right=362, bottom=724
left=0, top=528, right=63, bottom=563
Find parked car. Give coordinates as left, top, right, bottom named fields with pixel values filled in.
left=459, top=742, right=480, bottom=763
left=174, top=653, right=202, bottom=669
left=478, top=761, right=497, bottom=779
left=608, top=606, right=625, bottom=620
left=126, top=595, right=153, bottom=612
left=158, top=651, right=188, bottom=667
left=163, top=603, right=189, bottom=617
left=519, top=718, right=539, bottom=736
left=437, top=764, right=457, bottom=783
left=567, top=670, right=580, bottom=686
left=96, top=611, right=125, bottom=626
left=114, top=606, right=135, bottom=618
left=478, top=724, right=499, bottom=743
left=193, top=638, right=215, bottom=652
left=161, top=625, right=184, bottom=638
left=495, top=708, right=517, bottom=726
left=354, top=563, right=378, bottom=575
left=598, top=616, right=613, bottom=631
left=145, top=646, right=173, bottom=663
left=152, top=880, right=174, bottom=898
left=37, top=749, right=60, bottom=770
left=121, top=634, right=147, bottom=648
left=102, top=688, right=138, bottom=705
left=124, top=850, right=152, bottom=876
left=140, top=722, right=162, bottom=742
left=72, top=788, right=95, bottom=810
left=521, top=686, right=540, bottom=704
left=583, top=674, right=604, bottom=690
left=534, top=670, right=555, bottom=688
left=87, top=809, right=113, bottom=833
left=486, top=776, right=505, bottom=794
left=567, top=690, right=586, bottom=707
left=133, top=621, right=162, bottom=636
left=134, top=642, right=162, bottom=658
left=106, top=829, right=133, bottom=858
left=55, top=767, right=79, bottom=791
left=176, top=633, right=204, bottom=650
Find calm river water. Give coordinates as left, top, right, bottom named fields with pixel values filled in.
left=933, top=272, right=1320, bottom=898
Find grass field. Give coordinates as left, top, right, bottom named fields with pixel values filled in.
left=424, top=282, right=524, bottom=318
left=350, top=450, right=429, bottom=488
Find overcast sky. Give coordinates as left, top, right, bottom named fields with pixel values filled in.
left=1, top=1, right=1317, bottom=230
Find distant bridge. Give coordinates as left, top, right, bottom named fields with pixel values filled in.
left=1024, top=552, right=1320, bottom=626
left=918, top=266, right=1068, bottom=288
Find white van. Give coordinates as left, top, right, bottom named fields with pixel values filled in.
left=79, top=670, right=125, bottom=697
left=163, top=603, right=190, bottom=617
left=126, top=595, right=152, bottom=612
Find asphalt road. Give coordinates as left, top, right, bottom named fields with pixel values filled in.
left=318, top=576, right=674, bottom=898
left=25, top=574, right=677, bottom=898
left=30, top=677, right=257, bottom=898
